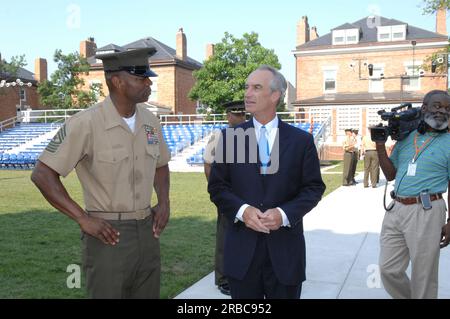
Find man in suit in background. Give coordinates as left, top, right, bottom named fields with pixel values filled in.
left=204, top=101, right=247, bottom=296
left=208, top=65, right=325, bottom=299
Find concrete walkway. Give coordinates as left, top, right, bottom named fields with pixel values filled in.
left=175, top=173, right=450, bottom=299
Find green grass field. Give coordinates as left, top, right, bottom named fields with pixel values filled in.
left=0, top=169, right=341, bottom=298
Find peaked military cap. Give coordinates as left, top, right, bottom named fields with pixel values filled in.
left=223, top=100, right=246, bottom=114
left=95, top=47, right=157, bottom=77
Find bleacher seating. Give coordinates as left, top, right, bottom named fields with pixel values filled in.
left=186, top=122, right=323, bottom=166
left=0, top=121, right=324, bottom=170
left=0, top=123, right=60, bottom=170
left=163, top=124, right=227, bottom=158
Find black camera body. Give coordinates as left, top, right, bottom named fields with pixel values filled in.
left=370, top=103, right=422, bottom=142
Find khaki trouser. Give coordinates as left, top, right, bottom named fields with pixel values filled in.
left=363, top=150, right=379, bottom=187
left=215, top=211, right=229, bottom=286
left=342, top=152, right=353, bottom=185
left=379, top=199, right=447, bottom=299
left=82, top=215, right=160, bottom=299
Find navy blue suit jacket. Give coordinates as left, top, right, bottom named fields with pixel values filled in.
left=208, top=118, right=326, bottom=286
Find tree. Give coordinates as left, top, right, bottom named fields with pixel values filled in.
left=189, top=32, right=281, bottom=114
left=38, top=50, right=103, bottom=109
left=0, top=55, right=27, bottom=77
left=421, top=0, right=450, bottom=14
left=421, top=1, right=450, bottom=74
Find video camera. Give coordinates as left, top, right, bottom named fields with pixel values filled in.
left=370, top=103, right=422, bottom=142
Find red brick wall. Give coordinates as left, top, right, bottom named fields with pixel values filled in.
left=175, top=67, right=197, bottom=114
left=296, top=47, right=448, bottom=100
left=0, top=86, right=43, bottom=122
left=153, top=65, right=176, bottom=111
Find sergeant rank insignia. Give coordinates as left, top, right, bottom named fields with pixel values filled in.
left=144, top=125, right=159, bottom=145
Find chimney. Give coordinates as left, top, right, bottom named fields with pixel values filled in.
left=176, top=28, right=187, bottom=60
left=297, top=16, right=310, bottom=46
left=310, top=26, right=319, bottom=41
left=205, top=43, right=215, bottom=60
left=80, top=37, right=97, bottom=58
left=34, top=58, right=48, bottom=83
left=436, top=7, right=447, bottom=35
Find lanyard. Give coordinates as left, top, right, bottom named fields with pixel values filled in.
left=412, top=133, right=434, bottom=164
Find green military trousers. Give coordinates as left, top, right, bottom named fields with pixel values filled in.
left=82, top=215, right=160, bottom=299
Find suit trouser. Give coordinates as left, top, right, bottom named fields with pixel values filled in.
left=215, top=211, right=229, bottom=286
left=82, top=215, right=160, bottom=299
left=363, top=150, right=379, bottom=187
left=379, top=200, right=446, bottom=299
left=342, top=152, right=353, bottom=185
left=228, top=234, right=302, bottom=299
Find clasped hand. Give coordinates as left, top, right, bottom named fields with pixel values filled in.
left=242, top=206, right=283, bottom=234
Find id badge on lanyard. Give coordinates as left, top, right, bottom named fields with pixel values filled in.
left=407, top=162, right=417, bottom=177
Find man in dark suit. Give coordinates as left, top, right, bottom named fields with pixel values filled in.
left=208, top=65, right=325, bottom=299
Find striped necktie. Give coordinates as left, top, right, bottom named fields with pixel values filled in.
left=259, top=126, right=270, bottom=174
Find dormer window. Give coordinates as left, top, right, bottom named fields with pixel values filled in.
left=332, top=28, right=360, bottom=45
left=377, top=25, right=407, bottom=42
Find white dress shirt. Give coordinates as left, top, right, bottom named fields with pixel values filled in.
left=235, top=116, right=290, bottom=227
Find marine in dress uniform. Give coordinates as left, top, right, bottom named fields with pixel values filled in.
left=31, top=47, right=171, bottom=299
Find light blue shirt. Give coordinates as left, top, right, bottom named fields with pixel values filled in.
left=235, top=116, right=290, bottom=227
left=390, top=130, right=450, bottom=196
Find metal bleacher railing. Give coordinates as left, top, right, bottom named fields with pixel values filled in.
left=0, top=108, right=331, bottom=170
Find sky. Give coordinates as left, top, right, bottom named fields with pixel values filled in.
left=0, top=0, right=446, bottom=84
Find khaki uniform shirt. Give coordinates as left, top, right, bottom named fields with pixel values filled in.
left=361, top=135, right=376, bottom=151
left=39, top=96, right=170, bottom=212
left=343, top=136, right=355, bottom=152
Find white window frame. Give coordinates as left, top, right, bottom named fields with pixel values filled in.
left=403, top=61, right=423, bottom=91
left=19, top=88, right=26, bottom=101
left=377, top=25, right=407, bottom=42
left=332, top=29, right=359, bottom=45
left=89, top=80, right=103, bottom=100
left=369, top=64, right=385, bottom=93
left=322, top=67, right=338, bottom=93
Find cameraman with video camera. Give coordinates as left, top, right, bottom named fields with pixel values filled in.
left=375, top=90, right=450, bottom=299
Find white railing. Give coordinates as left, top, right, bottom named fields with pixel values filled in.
left=159, top=111, right=316, bottom=126
left=20, top=109, right=83, bottom=123
left=0, top=115, right=23, bottom=132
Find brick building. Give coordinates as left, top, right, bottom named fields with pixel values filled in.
left=0, top=55, right=47, bottom=124
left=80, top=28, right=203, bottom=115
left=293, top=11, right=448, bottom=159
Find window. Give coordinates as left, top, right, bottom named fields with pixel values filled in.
left=332, top=29, right=359, bottom=45
left=19, top=88, right=26, bottom=101
left=323, top=70, right=337, bottom=93
left=404, top=65, right=421, bottom=91
left=89, top=80, right=102, bottom=100
left=377, top=24, right=407, bottom=42
left=369, top=65, right=384, bottom=93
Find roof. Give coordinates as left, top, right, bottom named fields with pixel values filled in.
left=90, top=37, right=202, bottom=70
left=0, top=66, right=36, bottom=83
left=294, top=91, right=425, bottom=106
left=297, top=16, right=448, bottom=50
